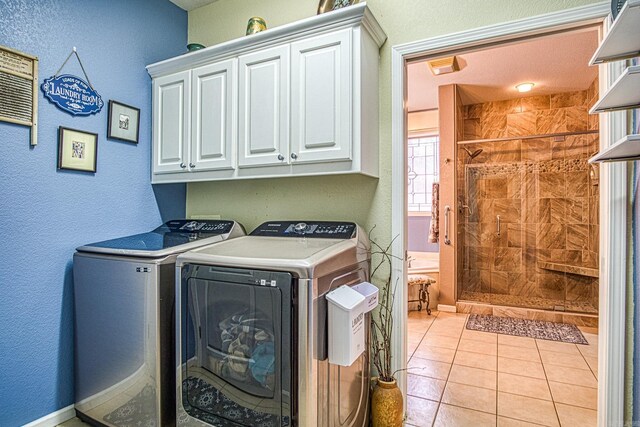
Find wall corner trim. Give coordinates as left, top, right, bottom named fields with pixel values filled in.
left=22, top=405, right=75, bottom=427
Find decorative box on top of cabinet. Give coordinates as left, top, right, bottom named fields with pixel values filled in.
left=146, top=3, right=386, bottom=183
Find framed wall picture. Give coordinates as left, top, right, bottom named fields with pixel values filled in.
left=57, top=127, right=98, bottom=173
left=107, top=100, right=140, bottom=143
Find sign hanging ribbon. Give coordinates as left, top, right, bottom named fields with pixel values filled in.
left=41, top=47, right=103, bottom=116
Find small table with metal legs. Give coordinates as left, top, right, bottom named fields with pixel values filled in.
left=408, top=275, right=435, bottom=315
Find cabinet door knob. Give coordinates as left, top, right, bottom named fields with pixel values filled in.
left=189, top=163, right=196, bottom=168
left=291, top=153, right=298, bottom=160
left=180, top=162, right=187, bottom=169
left=277, top=154, right=285, bottom=161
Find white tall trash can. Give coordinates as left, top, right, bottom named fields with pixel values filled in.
left=326, top=285, right=366, bottom=366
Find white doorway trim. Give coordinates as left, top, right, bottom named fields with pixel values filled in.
left=389, top=2, right=626, bottom=425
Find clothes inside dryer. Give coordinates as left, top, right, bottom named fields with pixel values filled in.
left=191, top=285, right=278, bottom=395
left=180, top=267, right=293, bottom=426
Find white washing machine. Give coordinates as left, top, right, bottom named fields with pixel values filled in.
left=175, top=221, right=371, bottom=427
left=73, top=219, right=245, bottom=427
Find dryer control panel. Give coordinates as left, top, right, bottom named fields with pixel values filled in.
left=162, top=219, right=235, bottom=234
left=250, top=221, right=356, bottom=239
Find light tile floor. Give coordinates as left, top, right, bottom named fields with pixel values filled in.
left=406, top=310, right=598, bottom=427
left=60, top=310, right=598, bottom=427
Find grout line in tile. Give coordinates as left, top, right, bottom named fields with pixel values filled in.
left=409, top=310, right=442, bottom=427
left=578, top=339, right=599, bottom=380
left=496, top=350, right=541, bottom=363
left=435, top=401, right=499, bottom=417
left=432, top=312, right=465, bottom=427
left=429, top=310, right=442, bottom=427
left=535, top=337, right=562, bottom=427
left=407, top=315, right=434, bottom=363
left=498, top=415, right=548, bottom=426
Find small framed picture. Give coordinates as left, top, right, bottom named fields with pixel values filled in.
left=57, top=127, right=98, bottom=173
left=107, top=100, right=140, bottom=143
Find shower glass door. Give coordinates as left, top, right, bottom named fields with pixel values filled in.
left=458, top=138, right=599, bottom=314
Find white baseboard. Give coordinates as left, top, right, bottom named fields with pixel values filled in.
left=437, top=304, right=457, bottom=313
left=23, top=404, right=75, bottom=427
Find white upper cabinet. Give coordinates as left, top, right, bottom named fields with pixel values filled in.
left=147, top=3, right=386, bottom=183
left=192, top=59, right=236, bottom=171
left=291, top=29, right=351, bottom=164
left=238, top=45, right=290, bottom=168
left=153, top=71, right=190, bottom=174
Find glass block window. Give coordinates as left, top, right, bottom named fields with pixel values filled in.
left=408, top=136, right=439, bottom=213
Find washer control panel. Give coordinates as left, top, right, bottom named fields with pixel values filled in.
left=250, top=221, right=356, bottom=239
left=162, top=219, right=235, bottom=234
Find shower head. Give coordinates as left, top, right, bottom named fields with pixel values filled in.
left=463, top=147, right=483, bottom=159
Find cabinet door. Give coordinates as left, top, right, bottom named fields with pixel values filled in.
left=153, top=71, right=190, bottom=174
left=192, top=59, right=237, bottom=171
left=238, top=45, right=290, bottom=168
left=291, top=29, right=352, bottom=164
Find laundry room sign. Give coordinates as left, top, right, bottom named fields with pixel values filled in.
left=42, top=74, right=103, bottom=116
left=41, top=47, right=103, bottom=116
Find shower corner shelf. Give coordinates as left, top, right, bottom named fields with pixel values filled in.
left=538, top=262, right=599, bottom=278
left=589, top=0, right=640, bottom=65
left=589, top=134, right=640, bottom=163
left=589, top=65, right=640, bottom=113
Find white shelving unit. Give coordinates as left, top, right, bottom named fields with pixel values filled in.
left=590, top=134, right=640, bottom=163
left=590, top=0, right=640, bottom=65
left=589, top=0, right=640, bottom=163
left=590, top=65, right=640, bottom=113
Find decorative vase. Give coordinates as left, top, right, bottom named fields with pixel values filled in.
left=317, top=0, right=334, bottom=14
left=246, top=17, right=267, bottom=35
left=332, top=0, right=360, bottom=10
left=186, top=43, right=205, bottom=52
left=371, top=378, right=403, bottom=427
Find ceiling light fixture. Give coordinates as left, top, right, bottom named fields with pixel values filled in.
left=516, top=82, right=535, bottom=93
left=427, top=56, right=460, bottom=76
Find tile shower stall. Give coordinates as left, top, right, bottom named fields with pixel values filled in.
left=456, top=80, right=600, bottom=314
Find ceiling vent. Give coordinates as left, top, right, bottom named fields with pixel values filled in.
left=427, top=56, right=460, bottom=76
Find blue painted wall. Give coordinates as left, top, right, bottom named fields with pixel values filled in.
left=0, top=1, right=187, bottom=425
left=408, top=215, right=439, bottom=252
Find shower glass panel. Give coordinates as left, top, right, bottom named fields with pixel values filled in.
left=456, top=89, right=600, bottom=315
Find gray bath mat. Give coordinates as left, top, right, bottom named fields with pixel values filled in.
left=466, top=314, right=589, bottom=345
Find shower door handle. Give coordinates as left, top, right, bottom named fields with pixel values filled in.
left=444, top=205, right=451, bottom=245
left=496, top=215, right=501, bottom=237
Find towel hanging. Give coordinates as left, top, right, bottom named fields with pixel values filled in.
left=428, top=182, right=440, bottom=243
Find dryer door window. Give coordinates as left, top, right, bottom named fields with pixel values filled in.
left=180, top=266, right=293, bottom=427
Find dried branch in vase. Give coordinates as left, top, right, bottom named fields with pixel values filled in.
left=369, top=229, right=402, bottom=382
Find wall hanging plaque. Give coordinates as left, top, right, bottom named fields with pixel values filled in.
left=0, top=45, right=39, bottom=145
left=41, top=47, right=103, bottom=116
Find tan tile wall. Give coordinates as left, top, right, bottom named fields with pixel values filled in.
left=457, top=81, right=600, bottom=313
left=462, top=83, right=598, bottom=141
